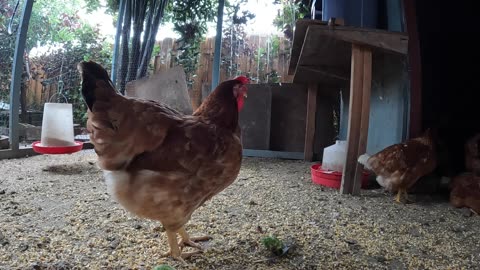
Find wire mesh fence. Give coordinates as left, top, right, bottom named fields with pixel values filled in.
left=0, top=0, right=20, bottom=143
left=0, top=0, right=114, bottom=150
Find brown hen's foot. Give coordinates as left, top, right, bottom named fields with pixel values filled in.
left=162, top=230, right=202, bottom=264
left=161, top=249, right=202, bottom=263
left=394, top=188, right=414, bottom=204
left=178, top=227, right=212, bottom=250
left=394, top=190, right=403, bottom=203
left=394, top=188, right=407, bottom=203
left=179, top=236, right=212, bottom=250
left=403, top=194, right=415, bottom=204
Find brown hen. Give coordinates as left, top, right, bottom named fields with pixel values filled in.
left=357, top=129, right=437, bottom=203
left=450, top=173, right=480, bottom=215
left=465, top=133, right=480, bottom=175
left=78, top=61, right=248, bottom=261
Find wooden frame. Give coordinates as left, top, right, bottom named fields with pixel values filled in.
left=304, top=83, right=318, bottom=161
left=288, top=20, right=408, bottom=194
left=340, top=45, right=372, bottom=195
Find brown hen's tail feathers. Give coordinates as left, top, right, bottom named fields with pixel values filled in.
left=77, top=61, right=118, bottom=111
left=358, top=153, right=372, bottom=170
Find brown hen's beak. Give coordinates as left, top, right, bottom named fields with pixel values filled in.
left=243, top=93, right=248, bottom=98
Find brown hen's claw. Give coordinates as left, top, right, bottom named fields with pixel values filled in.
left=179, top=236, right=212, bottom=250
left=178, top=227, right=212, bottom=250
left=161, top=250, right=202, bottom=265
left=394, top=190, right=402, bottom=203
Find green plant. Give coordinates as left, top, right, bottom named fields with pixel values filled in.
left=272, top=0, right=309, bottom=40
left=261, top=235, right=284, bottom=256
left=0, top=0, right=113, bottom=126
left=167, top=0, right=216, bottom=89
left=221, top=0, right=255, bottom=79
left=153, top=265, right=175, bottom=270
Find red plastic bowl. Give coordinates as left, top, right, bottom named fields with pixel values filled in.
left=310, top=164, right=370, bottom=189
left=32, top=141, right=84, bottom=155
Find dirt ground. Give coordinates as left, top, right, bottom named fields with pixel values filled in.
left=0, top=150, right=479, bottom=270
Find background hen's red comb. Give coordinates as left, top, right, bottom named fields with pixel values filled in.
left=234, top=76, right=249, bottom=84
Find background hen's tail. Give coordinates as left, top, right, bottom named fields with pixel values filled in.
left=77, top=61, right=117, bottom=111
left=357, top=153, right=372, bottom=170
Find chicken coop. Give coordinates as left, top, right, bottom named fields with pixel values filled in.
left=1, top=0, right=480, bottom=269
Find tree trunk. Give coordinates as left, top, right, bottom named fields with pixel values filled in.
left=119, top=0, right=132, bottom=94
left=139, top=0, right=154, bottom=61
left=127, top=0, right=147, bottom=83
left=118, top=0, right=169, bottom=87
left=137, top=0, right=168, bottom=79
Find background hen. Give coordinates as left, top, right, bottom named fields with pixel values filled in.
left=465, top=133, right=480, bottom=175
left=78, top=61, right=249, bottom=261
left=449, top=133, right=480, bottom=215
left=358, top=129, right=437, bottom=203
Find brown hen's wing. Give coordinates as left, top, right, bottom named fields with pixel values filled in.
left=87, top=95, right=183, bottom=171
left=79, top=61, right=184, bottom=171
left=126, top=117, right=242, bottom=177
left=369, top=140, right=432, bottom=175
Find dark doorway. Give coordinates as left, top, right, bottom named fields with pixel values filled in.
left=415, top=1, right=480, bottom=177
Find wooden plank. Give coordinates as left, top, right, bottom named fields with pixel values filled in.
left=293, top=65, right=350, bottom=85
left=304, top=83, right=318, bottom=161
left=0, top=148, right=39, bottom=159
left=270, top=83, right=307, bottom=152
left=313, top=87, right=337, bottom=159
left=404, top=0, right=422, bottom=138
left=288, top=19, right=329, bottom=75
left=242, top=149, right=304, bottom=160
left=238, top=84, right=272, bottom=150
left=291, top=24, right=408, bottom=85
left=340, top=44, right=364, bottom=194
left=352, top=47, right=372, bottom=195
left=307, top=25, right=409, bottom=55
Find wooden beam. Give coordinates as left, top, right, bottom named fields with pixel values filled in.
left=404, top=0, right=422, bottom=138
left=352, top=48, right=372, bottom=195
left=288, top=19, right=329, bottom=75
left=295, top=65, right=350, bottom=82
left=341, top=44, right=364, bottom=194
left=307, top=25, right=409, bottom=55
left=242, top=149, right=304, bottom=160
left=304, top=83, right=318, bottom=161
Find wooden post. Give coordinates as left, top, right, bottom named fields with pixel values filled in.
left=304, top=83, right=318, bottom=161
left=340, top=44, right=365, bottom=194
left=404, top=0, right=422, bottom=138
left=352, top=48, right=372, bottom=194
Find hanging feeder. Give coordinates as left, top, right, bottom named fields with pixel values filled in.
left=32, top=91, right=83, bottom=155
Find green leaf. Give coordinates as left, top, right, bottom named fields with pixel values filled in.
left=153, top=264, right=175, bottom=270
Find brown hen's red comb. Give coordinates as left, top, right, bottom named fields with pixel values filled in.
left=234, top=76, right=249, bottom=84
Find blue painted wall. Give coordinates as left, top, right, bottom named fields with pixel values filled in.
left=339, top=54, right=409, bottom=154
left=323, top=0, right=378, bottom=28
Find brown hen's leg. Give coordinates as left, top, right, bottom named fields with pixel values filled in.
left=178, top=227, right=212, bottom=250
left=161, top=230, right=201, bottom=263
left=403, top=190, right=416, bottom=204
left=394, top=188, right=413, bottom=204
left=394, top=188, right=404, bottom=203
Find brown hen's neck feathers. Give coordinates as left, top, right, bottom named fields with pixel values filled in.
left=193, top=80, right=240, bottom=131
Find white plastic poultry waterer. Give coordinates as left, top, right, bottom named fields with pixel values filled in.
left=32, top=93, right=83, bottom=154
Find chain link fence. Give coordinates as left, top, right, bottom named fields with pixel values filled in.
left=0, top=0, right=20, bottom=144
left=1, top=0, right=113, bottom=149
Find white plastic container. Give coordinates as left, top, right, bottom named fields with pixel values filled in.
left=40, top=103, right=76, bottom=147
left=322, top=140, right=347, bottom=172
